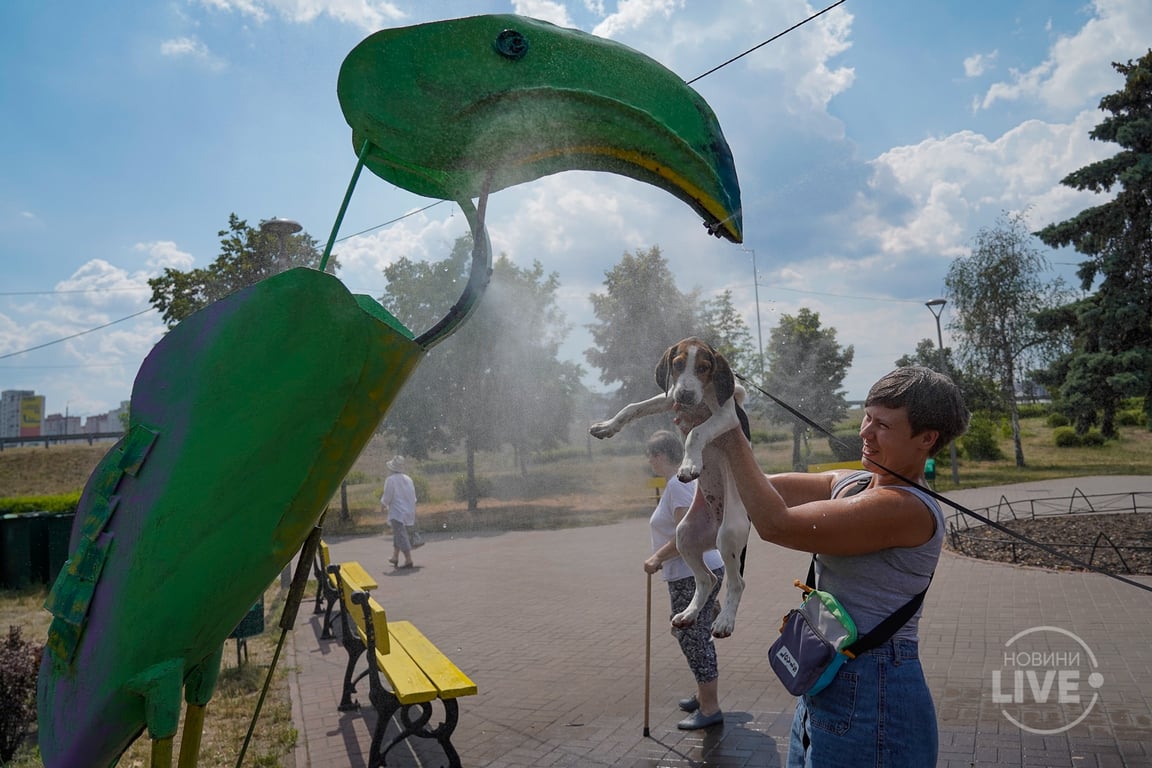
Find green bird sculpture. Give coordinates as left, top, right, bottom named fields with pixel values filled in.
left=37, top=14, right=741, bottom=767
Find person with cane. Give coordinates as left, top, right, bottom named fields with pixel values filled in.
left=642, top=430, right=725, bottom=730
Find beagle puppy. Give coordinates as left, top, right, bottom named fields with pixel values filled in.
left=590, top=337, right=752, bottom=638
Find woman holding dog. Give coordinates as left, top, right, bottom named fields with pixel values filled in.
left=642, top=430, right=726, bottom=730
left=686, top=366, right=968, bottom=766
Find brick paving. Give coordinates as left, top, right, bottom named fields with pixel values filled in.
left=287, top=476, right=1152, bottom=767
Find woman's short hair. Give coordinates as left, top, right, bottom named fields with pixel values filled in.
left=646, top=430, right=684, bottom=464
left=866, top=366, right=970, bottom=453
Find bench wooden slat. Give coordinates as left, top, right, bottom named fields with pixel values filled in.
left=388, top=621, right=478, bottom=699
left=374, top=647, right=440, bottom=705
left=336, top=560, right=378, bottom=591
left=339, top=575, right=389, bottom=655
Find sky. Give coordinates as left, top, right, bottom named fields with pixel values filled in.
left=1, top=0, right=1148, bottom=421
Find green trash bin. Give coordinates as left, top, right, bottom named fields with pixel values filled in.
left=45, top=512, right=76, bottom=585
left=0, top=513, right=34, bottom=589
left=27, top=511, right=49, bottom=585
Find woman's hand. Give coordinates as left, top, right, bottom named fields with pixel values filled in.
left=643, top=555, right=663, bottom=574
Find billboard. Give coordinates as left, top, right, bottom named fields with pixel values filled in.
left=20, top=395, right=44, bottom=437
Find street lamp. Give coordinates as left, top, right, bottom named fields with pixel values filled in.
left=744, top=248, right=765, bottom=379
left=260, top=218, right=302, bottom=267
left=926, top=298, right=960, bottom=485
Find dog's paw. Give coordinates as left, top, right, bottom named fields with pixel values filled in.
left=711, top=609, right=737, bottom=639
left=589, top=421, right=619, bottom=439
left=671, top=608, right=699, bottom=629
left=676, top=460, right=702, bottom=483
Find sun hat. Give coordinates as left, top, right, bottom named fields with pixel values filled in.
left=386, top=455, right=406, bottom=472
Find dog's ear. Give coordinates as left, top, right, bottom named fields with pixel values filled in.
left=655, top=344, right=676, bottom=394
left=710, top=345, right=736, bottom=404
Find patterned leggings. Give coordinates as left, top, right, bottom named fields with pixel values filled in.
left=667, top=566, right=724, bottom=683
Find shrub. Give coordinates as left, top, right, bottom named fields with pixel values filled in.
left=1053, top=427, right=1106, bottom=447
left=412, top=475, right=430, bottom=503
left=0, top=626, right=42, bottom=762
left=453, top=475, right=493, bottom=501
left=1016, top=403, right=1049, bottom=419
left=961, top=414, right=1004, bottom=461
left=1116, top=409, right=1143, bottom=427
left=0, top=493, right=81, bottom=515
left=1046, top=412, right=1070, bottom=428
left=751, top=430, right=790, bottom=445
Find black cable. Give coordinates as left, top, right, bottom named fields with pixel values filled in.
left=687, top=0, right=850, bottom=84
left=734, top=371, right=1152, bottom=595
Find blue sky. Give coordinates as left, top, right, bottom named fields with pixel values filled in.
left=2, top=0, right=1148, bottom=420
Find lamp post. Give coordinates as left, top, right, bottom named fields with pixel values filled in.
left=260, top=218, right=302, bottom=265
left=745, top=248, right=765, bottom=379
left=926, top=299, right=959, bottom=485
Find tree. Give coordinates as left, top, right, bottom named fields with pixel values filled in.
left=895, top=339, right=1002, bottom=415
left=1035, top=51, right=1152, bottom=432
left=945, top=211, right=1068, bottom=467
left=762, top=308, right=854, bottom=471
left=380, top=236, right=580, bottom=509
left=698, top=289, right=760, bottom=380
left=585, top=246, right=697, bottom=423
left=148, top=213, right=332, bottom=327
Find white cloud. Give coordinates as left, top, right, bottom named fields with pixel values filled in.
left=136, top=241, right=195, bottom=272
left=854, top=108, right=1111, bottom=261
left=963, top=50, right=997, bottom=78
left=591, top=0, right=682, bottom=39
left=195, top=0, right=407, bottom=31
left=980, top=0, right=1152, bottom=111
left=160, top=36, right=227, bottom=72
left=512, top=0, right=575, bottom=28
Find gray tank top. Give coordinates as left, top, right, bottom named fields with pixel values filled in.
left=814, top=471, right=943, bottom=643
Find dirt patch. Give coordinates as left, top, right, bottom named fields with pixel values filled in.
left=946, top=512, right=1152, bottom=574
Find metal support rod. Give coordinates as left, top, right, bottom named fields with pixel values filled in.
left=926, top=299, right=960, bottom=485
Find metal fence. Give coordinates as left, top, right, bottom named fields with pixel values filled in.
left=0, top=431, right=124, bottom=451
left=945, top=488, right=1152, bottom=572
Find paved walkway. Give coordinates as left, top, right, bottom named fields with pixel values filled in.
left=287, top=476, right=1152, bottom=767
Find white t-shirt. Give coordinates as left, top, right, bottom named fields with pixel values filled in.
left=380, top=472, right=416, bottom=526
left=649, top=476, right=723, bottom=582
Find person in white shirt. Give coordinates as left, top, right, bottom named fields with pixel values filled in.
left=380, top=455, right=417, bottom=569
left=643, top=430, right=726, bottom=730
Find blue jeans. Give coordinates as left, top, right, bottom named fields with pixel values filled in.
left=787, top=638, right=937, bottom=768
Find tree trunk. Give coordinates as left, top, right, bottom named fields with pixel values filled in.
left=791, top=422, right=806, bottom=472
left=465, top=436, right=478, bottom=511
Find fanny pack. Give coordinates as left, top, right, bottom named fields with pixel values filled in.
left=769, top=556, right=931, bottom=697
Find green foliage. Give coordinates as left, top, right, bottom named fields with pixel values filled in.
left=1035, top=52, right=1152, bottom=438
left=761, top=308, right=854, bottom=470
left=1054, top=426, right=1107, bottom=447
left=586, top=246, right=698, bottom=413
left=697, top=289, right=759, bottom=377
left=1015, top=403, right=1050, bottom=419
left=147, top=214, right=332, bottom=327
left=412, top=475, right=430, bottom=504
left=1116, top=410, right=1143, bottom=427
left=344, top=470, right=371, bottom=485
left=1046, top=412, right=1071, bottom=428
left=0, top=626, right=42, bottom=762
left=828, top=430, right=864, bottom=462
left=453, top=474, right=493, bottom=501
left=960, top=414, right=1005, bottom=461
left=0, top=493, right=80, bottom=515
left=946, top=210, right=1073, bottom=468
left=751, top=430, right=790, bottom=445
left=379, top=237, right=582, bottom=509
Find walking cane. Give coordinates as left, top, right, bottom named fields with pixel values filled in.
left=643, top=571, right=653, bottom=737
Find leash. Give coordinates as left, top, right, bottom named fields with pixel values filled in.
left=733, top=371, right=1152, bottom=595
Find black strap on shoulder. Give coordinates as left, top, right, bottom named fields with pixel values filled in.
left=804, top=472, right=933, bottom=657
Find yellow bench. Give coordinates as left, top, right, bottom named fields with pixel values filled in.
left=331, top=565, right=477, bottom=768
left=313, top=540, right=377, bottom=638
